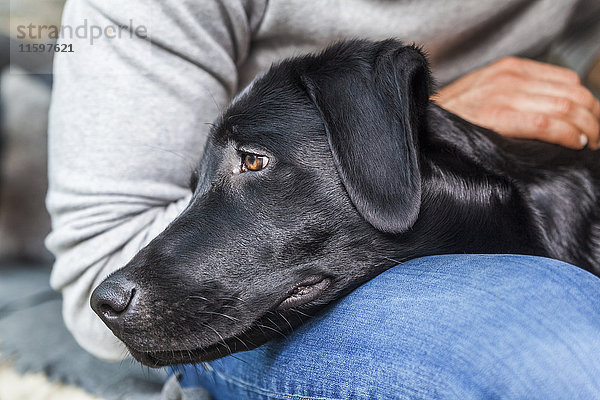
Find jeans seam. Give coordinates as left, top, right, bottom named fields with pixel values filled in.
left=211, top=367, right=340, bottom=400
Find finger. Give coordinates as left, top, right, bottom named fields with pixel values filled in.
left=522, top=80, right=600, bottom=119
left=493, top=57, right=581, bottom=85
left=502, top=93, right=600, bottom=148
left=480, top=107, right=587, bottom=149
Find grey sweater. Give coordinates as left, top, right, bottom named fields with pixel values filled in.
left=47, top=0, right=600, bottom=361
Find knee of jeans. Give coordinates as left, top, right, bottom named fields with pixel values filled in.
left=384, top=255, right=600, bottom=396
left=170, top=254, right=600, bottom=398
left=386, top=254, right=600, bottom=300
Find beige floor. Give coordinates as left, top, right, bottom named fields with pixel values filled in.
left=0, top=360, right=100, bottom=400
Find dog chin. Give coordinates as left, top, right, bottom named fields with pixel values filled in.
left=127, top=338, right=250, bottom=367
left=123, top=277, right=338, bottom=367
left=124, top=315, right=284, bottom=367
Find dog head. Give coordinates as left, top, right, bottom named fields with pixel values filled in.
left=90, top=39, right=432, bottom=366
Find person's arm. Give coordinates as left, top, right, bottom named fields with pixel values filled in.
left=434, top=0, right=600, bottom=149
left=47, top=0, right=265, bottom=361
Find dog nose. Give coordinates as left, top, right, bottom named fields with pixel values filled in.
left=90, top=275, right=137, bottom=326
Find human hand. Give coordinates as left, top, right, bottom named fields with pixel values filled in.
left=433, top=57, right=600, bottom=149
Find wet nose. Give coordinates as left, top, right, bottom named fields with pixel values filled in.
left=90, top=275, right=137, bottom=329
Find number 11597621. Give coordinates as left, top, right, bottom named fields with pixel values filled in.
left=18, top=43, right=74, bottom=53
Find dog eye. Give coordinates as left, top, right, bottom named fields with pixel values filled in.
left=241, top=153, right=269, bottom=172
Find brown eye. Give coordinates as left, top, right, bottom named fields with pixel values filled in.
left=241, top=153, right=269, bottom=172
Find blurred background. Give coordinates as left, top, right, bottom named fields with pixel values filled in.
left=1, top=2, right=156, bottom=400
left=0, top=0, right=64, bottom=264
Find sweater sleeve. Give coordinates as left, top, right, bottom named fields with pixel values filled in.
left=549, top=0, right=600, bottom=78
left=46, top=0, right=265, bottom=361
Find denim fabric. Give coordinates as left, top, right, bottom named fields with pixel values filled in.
left=171, top=255, right=600, bottom=399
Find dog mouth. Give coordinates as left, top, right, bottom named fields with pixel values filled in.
left=277, top=275, right=331, bottom=310
left=127, top=276, right=332, bottom=367
left=130, top=340, right=242, bottom=367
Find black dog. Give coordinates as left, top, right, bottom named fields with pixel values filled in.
left=91, top=39, right=600, bottom=367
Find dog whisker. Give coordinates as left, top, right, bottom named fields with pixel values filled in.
left=382, top=255, right=407, bottom=265
left=117, top=142, right=198, bottom=172
left=188, top=295, right=210, bottom=301
left=256, top=323, right=288, bottom=340
left=219, top=304, right=240, bottom=310
left=278, top=313, right=294, bottom=331
left=233, top=335, right=252, bottom=352
left=196, top=310, right=240, bottom=322
left=288, top=308, right=312, bottom=318
left=263, top=315, right=290, bottom=338
left=188, top=295, right=247, bottom=308
left=198, top=321, right=232, bottom=354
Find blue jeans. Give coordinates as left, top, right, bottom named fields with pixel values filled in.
left=171, top=255, right=600, bottom=399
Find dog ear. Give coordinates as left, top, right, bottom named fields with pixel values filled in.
left=300, top=41, right=431, bottom=233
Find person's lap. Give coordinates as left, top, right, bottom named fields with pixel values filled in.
left=171, top=254, right=600, bottom=399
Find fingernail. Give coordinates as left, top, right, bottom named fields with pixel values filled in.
left=580, top=134, right=588, bottom=148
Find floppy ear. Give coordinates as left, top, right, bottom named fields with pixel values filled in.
left=300, top=40, right=431, bottom=233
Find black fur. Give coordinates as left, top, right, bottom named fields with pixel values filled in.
left=90, top=39, right=600, bottom=367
